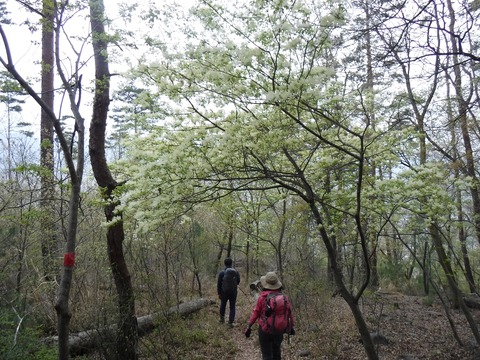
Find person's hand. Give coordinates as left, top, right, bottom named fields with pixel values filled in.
left=244, top=327, right=252, bottom=338
left=289, top=328, right=295, bottom=335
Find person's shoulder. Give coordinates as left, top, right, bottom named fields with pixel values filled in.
left=265, top=289, right=284, bottom=297
left=260, top=290, right=273, bottom=297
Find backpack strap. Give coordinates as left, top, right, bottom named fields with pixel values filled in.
left=266, top=292, right=280, bottom=303
left=265, top=292, right=279, bottom=313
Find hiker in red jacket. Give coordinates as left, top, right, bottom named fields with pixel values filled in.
left=244, top=272, right=295, bottom=360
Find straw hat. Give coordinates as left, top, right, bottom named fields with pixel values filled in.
left=260, top=272, right=282, bottom=290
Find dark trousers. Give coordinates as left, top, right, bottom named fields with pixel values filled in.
left=258, top=328, right=284, bottom=360
left=220, top=291, right=237, bottom=323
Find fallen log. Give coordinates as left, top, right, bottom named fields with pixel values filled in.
left=136, top=298, right=215, bottom=336
left=44, top=298, right=215, bottom=356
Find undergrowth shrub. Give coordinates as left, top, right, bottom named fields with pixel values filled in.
left=140, top=309, right=239, bottom=360
left=0, top=309, right=57, bottom=360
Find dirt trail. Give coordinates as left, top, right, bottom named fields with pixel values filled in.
left=230, top=324, right=262, bottom=360
left=230, top=295, right=262, bottom=359
left=231, top=324, right=300, bottom=360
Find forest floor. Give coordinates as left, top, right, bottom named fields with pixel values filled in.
left=200, top=290, right=480, bottom=360
left=136, top=288, right=480, bottom=359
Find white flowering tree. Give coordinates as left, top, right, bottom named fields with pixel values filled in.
left=110, top=0, right=480, bottom=357
left=113, top=1, right=408, bottom=358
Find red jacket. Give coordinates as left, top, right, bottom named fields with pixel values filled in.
left=247, top=289, right=294, bottom=332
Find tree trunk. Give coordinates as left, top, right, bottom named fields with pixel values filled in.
left=445, top=66, right=476, bottom=293
left=0, top=4, right=86, bottom=359
left=430, top=223, right=480, bottom=345
left=226, top=223, right=234, bottom=258
left=55, top=181, right=82, bottom=359
left=188, top=222, right=202, bottom=296
left=40, top=0, right=57, bottom=282
left=445, top=0, right=480, bottom=247
left=282, top=145, right=377, bottom=359
left=89, top=1, right=138, bottom=358
left=421, top=241, right=430, bottom=295
left=105, top=201, right=138, bottom=359
left=276, top=199, right=287, bottom=279
left=309, top=203, right=378, bottom=360
left=456, top=181, right=475, bottom=293
left=363, top=0, right=379, bottom=290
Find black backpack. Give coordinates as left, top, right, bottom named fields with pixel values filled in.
left=222, top=268, right=238, bottom=294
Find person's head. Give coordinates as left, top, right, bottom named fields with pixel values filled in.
left=224, top=257, right=233, bottom=267
left=260, top=271, right=282, bottom=290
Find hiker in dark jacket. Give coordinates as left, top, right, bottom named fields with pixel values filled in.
left=244, top=272, right=295, bottom=360
left=217, top=257, right=240, bottom=327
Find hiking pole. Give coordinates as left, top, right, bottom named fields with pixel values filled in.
left=238, top=286, right=249, bottom=297
left=238, top=286, right=255, bottom=303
